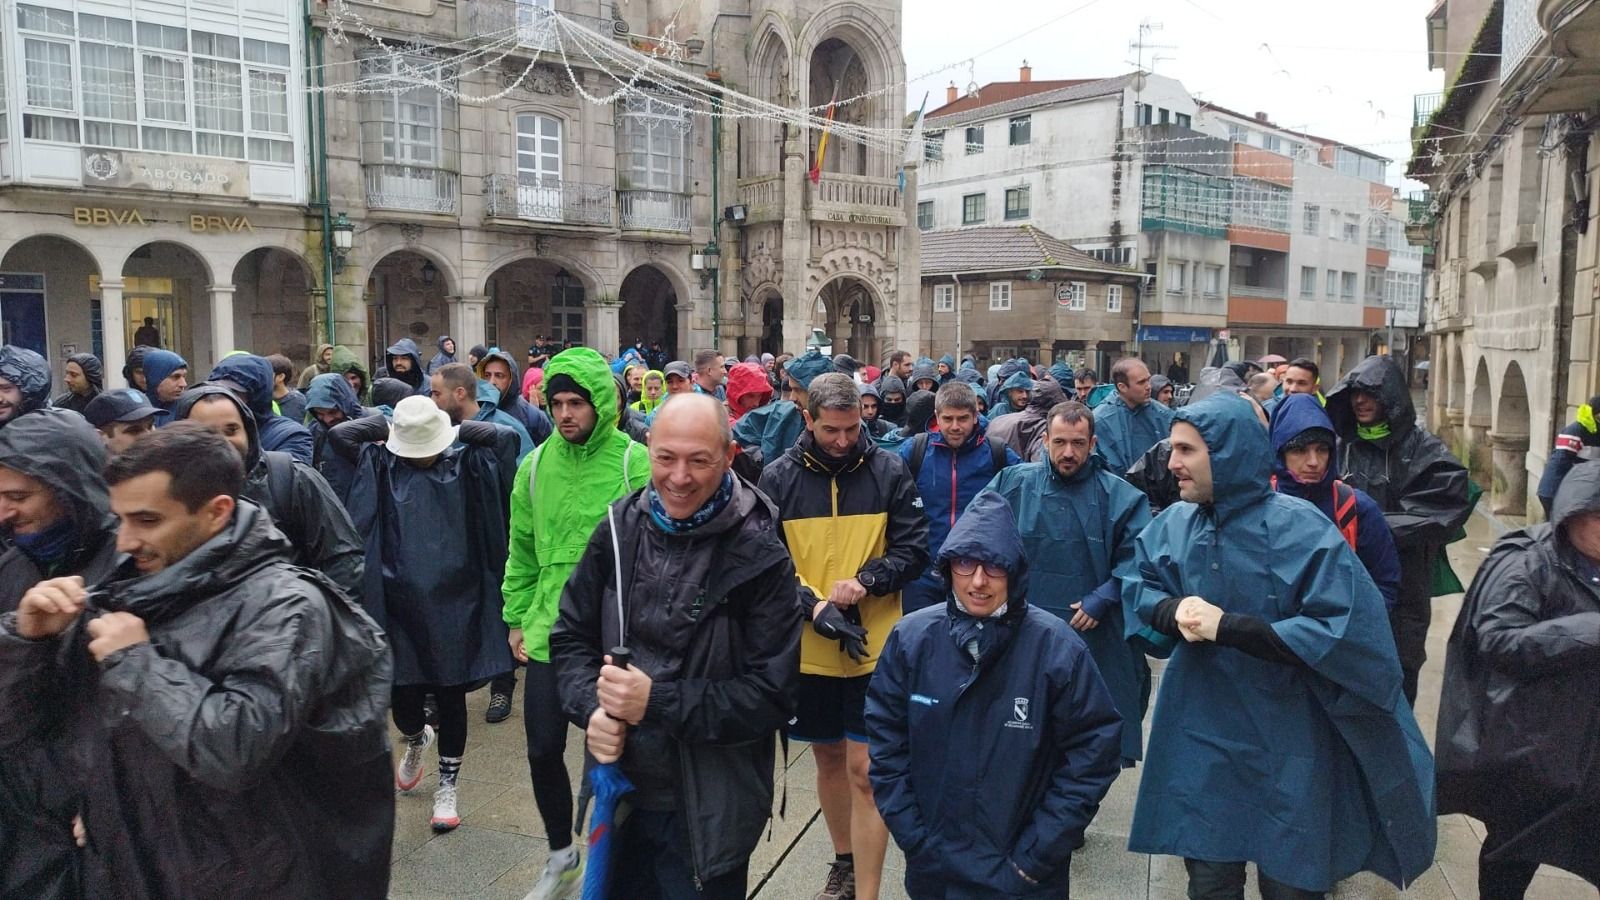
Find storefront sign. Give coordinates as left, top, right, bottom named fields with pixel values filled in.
left=82, top=149, right=250, bottom=198
left=189, top=215, right=255, bottom=233
left=73, top=207, right=149, bottom=226
left=826, top=212, right=896, bottom=225
left=1137, top=325, right=1212, bottom=343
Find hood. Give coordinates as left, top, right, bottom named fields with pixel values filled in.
left=305, top=372, right=366, bottom=421
left=1048, top=361, right=1073, bottom=385
left=138, top=350, right=188, bottom=407
left=908, top=360, right=940, bottom=389
left=1269, top=393, right=1337, bottom=488
left=172, top=383, right=262, bottom=471
left=937, top=490, right=1029, bottom=604
left=725, top=362, right=773, bottom=418
left=877, top=374, right=907, bottom=397
left=999, top=370, right=1034, bottom=394
left=1150, top=373, right=1171, bottom=397
left=955, top=368, right=983, bottom=387
left=0, top=408, right=111, bottom=544
left=0, top=345, right=52, bottom=417
left=329, top=346, right=369, bottom=398
left=67, top=353, right=105, bottom=392
left=1173, top=392, right=1273, bottom=522
left=901, top=390, right=937, bottom=435
left=1026, top=378, right=1068, bottom=414
left=1326, top=354, right=1414, bottom=437
left=385, top=338, right=424, bottom=389
left=475, top=348, right=522, bottom=413
left=122, top=345, right=151, bottom=387
left=784, top=349, right=835, bottom=389
left=207, top=353, right=276, bottom=419
left=369, top=378, right=413, bottom=411
left=436, top=335, right=454, bottom=354
left=544, top=347, right=621, bottom=447
left=1186, top=366, right=1246, bottom=404
left=939, top=354, right=956, bottom=371
left=1552, top=460, right=1600, bottom=533
left=312, top=343, right=334, bottom=369
left=857, top=382, right=881, bottom=401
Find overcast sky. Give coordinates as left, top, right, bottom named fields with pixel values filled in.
left=901, top=0, right=1445, bottom=187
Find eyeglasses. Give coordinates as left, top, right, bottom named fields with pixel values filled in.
left=950, top=557, right=1007, bottom=578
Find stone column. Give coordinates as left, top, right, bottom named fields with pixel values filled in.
left=448, top=295, right=488, bottom=352
left=100, top=280, right=127, bottom=388
left=1466, top=412, right=1493, bottom=486
left=209, top=283, right=236, bottom=373
left=591, top=298, right=623, bottom=359
left=1490, top=430, right=1531, bottom=516
left=781, top=136, right=811, bottom=350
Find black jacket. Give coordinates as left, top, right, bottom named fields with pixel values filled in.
left=550, top=476, right=801, bottom=883
left=0, top=500, right=395, bottom=899
left=0, top=411, right=123, bottom=898
left=173, top=385, right=364, bottom=596
left=1124, top=438, right=1179, bottom=516
left=1326, top=355, right=1470, bottom=599
left=1436, top=461, right=1600, bottom=882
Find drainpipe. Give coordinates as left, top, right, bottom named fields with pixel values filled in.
left=306, top=0, right=335, bottom=346
left=952, top=273, right=962, bottom=357
left=710, top=91, right=722, bottom=349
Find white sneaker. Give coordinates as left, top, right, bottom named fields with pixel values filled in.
left=430, top=783, right=460, bottom=832
left=522, top=846, right=582, bottom=900
left=395, top=725, right=434, bottom=792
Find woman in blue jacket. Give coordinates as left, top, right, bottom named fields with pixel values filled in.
left=866, top=491, right=1122, bottom=899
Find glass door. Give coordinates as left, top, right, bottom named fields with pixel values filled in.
left=516, top=113, right=563, bottom=221
left=123, top=277, right=180, bottom=356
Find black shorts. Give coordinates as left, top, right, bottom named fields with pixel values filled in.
left=789, top=673, right=872, bottom=744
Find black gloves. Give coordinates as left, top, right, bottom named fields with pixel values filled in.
left=812, top=604, right=869, bottom=663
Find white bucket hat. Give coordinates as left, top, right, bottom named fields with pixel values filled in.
left=386, top=395, right=458, bottom=459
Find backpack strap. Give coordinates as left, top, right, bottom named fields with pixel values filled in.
left=525, top=443, right=546, bottom=508
left=908, top=432, right=930, bottom=479
left=1331, top=479, right=1359, bottom=551
left=261, top=450, right=296, bottom=527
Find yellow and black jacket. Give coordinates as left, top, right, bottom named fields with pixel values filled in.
left=758, top=430, right=929, bottom=677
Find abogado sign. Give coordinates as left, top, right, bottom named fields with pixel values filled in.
left=82, top=149, right=250, bottom=198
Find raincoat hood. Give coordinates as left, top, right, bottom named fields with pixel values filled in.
left=172, top=383, right=262, bottom=471
left=329, top=346, right=369, bottom=400
left=544, top=348, right=621, bottom=448
left=312, top=343, right=334, bottom=370
left=305, top=372, right=367, bottom=421
left=1149, top=374, right=1170, bottom=398
left=475, top=348, right=523, bottom=414
left=1550, top=458, right=1600, bottom=534
left=1173, top=392, right=1272, bottom=522
left=908, top=360, right=940, bottom=390
left=384, top=337, right=425, bottom=390
left=1027, top=378, right=1068, bottom=413
left=1186, top=366, right=1246, bottom=404
left=726, top=361, right=773, bottom=420
left=936, top=490, right=1028, bottom=604
left=955, top=368, right=983, bottom=387
left=877, top=374, right=907, bottom=397
left=1048, top=361, right=1073, bottom=386
left=1326, top=354, right=1415, bottom=438
left=999, top=370, right=1034, bottom=394
left=938, top=354, right=956, bottom=371
left=427, top=335, right=457, bottom=373
left=0, top=345, right=51, bottom=418
left=122, top=345, right=151, bottom=388
left=369, top=378, right=412, bottom=411
left=207, top=353, right=277, bottom=420
left=138, top=349, right=188, bottom=410
left=0, top=408, right=111, bottom=546
left=632, top=370, right=665, bottom=414
left=1270, top=393, right=1337, bottom=488
left=901, top=390, right=937, bottom=435
left=784, top=349, right=835, bottom=389
left=67, top=353, right=105, bottom=392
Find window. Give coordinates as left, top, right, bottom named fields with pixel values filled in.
left=1009, top=115, right=1031, bottom=146
left=1167, top=261, right=1187, bottom=294
left=1106, top=284, right=1123, bottom=312
left=924, top=131, right=943, bottom=162
left=1261, top=133, right=1281, bottom=152
left=934, top=283, right=954, bottom=313
left=1232, top=182, right=1292, bottom=231
left=1174, top=112, right=1191, bottom=128
left=962, top=193, right=986, bottom=225
left=1327, top=270, right=1339, bottom=297
left=1341, top=271, right=1357, bottom=300
left=619, top=94, right=690, bottom=193
left=989, top=282, right=1012, bottom=311
left=1061, top=281, right=1086, bottom=311
left=1303, top=204, right=1320, bottom=235
left=1204, top=265, right=1222, bottom=296
left=1158, top=107, right=1171, bottom=125
left=1227, top=123, right=1248, bottom=143
left=1366, top=266, right=1384, bottom=300
left=965, top=125, right=984, bottom=155
left=1089, top=247, right=1133, bottom=266
left=1300, top=266, right=1317, bottom=297
left=917, top=200, right=933, bottom=230
left=1004, top=186, right=1030, bottom=220
left=1329, top=208, right=1343, bottom=239
left=359, top=51, right=460, bottom=211
left=1136, top=103, right=1153, bottom=126
left=1343, top=213, right=1361, bottom=243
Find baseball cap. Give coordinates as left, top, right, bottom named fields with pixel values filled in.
left=83, top=389, right=159, bottom=428
left=663, top=361, right=693, bottom=380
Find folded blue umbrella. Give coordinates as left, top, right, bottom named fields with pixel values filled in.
left=581, top=763, right=635, bottom=900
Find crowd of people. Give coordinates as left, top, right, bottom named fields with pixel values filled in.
left=0, top=333, right=1593, bottom=900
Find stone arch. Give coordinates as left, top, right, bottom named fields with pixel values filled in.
left=230, top=247, right=318, bottom=361
left=364, top=249, right=453, bottom=376
left=121, top=241, right=215, bottom=374
left=799, top=4, right=904, bottom=180
left=811, top=272, right=885, bottom=363
left=480, top=246, right=605, bottom=301
left=357, top=241, right=461, bottom=299
left=743, top=18, right=794, bottom=177
left=748, top=283, right=784, bottom=357
left=618, top=264, right=680, bottom=359
left=1492, top=360, right=1531, bottom=515
left=481, top=254, right=592, bottom=353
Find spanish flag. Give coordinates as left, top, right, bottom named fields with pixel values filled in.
left=809, top=95, right=837, bottom=185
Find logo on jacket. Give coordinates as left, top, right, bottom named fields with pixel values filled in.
left=1005, top=697, right=1033, bottom=730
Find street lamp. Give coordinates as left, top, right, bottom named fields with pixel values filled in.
left=697, top=241, right=720, bottom=290
left=420, top=259, right=438, bottom=287
left=330, top=212, right=354, bottom=274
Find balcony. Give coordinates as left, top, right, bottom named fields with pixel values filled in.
left=806, top=173, right=905, bottom=226
left=736, top=175, right=785, bottom=224
left=1228, top=283, right=1286, bottom=300
left=483, top=173, right=612, bottom=228
left=619, top=190, right=692, bottom=233
left=364, top=165, right=458, bottom=215
left=1503, top=0, right=1544, bottom=81
left=1412, top=92, right=1443, bottom=127
left=466, top=4, right=623, bottom=55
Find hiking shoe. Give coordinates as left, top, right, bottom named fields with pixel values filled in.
left=522, top=847, right=581, bottom=900
left=430, top=783, right=460, bottom=832
left=395, top=725, right=434, bottom=792
left=815, top=859, right=855, bottom=900
left=485, top=691, right=513, bottom=724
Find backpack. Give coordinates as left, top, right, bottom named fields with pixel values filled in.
left=262, top=449, right=297, bottom=523
left=1330, top=479, right=1359, bottom=552
left=907, top=432, right=1008, bottom=480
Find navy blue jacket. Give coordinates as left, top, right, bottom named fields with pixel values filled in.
left=897, top=425, right=1019, bottom=590
left=1271, top=394, right=1401, bottom=607
left=867, top=493, right=1122, bottom=898
left=1537, top=413, right=1600, bottom=517
left=209, top=354, right=315, bottom=464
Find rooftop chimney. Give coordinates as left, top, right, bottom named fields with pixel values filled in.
left=1254, top=111, right=1270, bottom=122
left=947, top=81, right=958, bottom=104
left=1020, top=60, right=1032, bottom=83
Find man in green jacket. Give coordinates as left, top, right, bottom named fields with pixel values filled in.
left=502, top=347, right=650, bottom=899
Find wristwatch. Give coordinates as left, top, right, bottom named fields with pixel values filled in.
left=857, top=570, right=878, bottom=592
